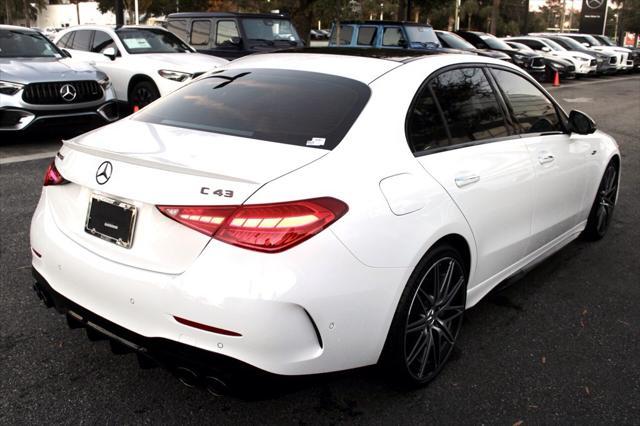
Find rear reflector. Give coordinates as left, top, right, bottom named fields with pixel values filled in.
left=158, top=197, right=348, bottom=253
left=43, top=160, right=69, bottom=186
left=173, top=316, right=242, bottom=337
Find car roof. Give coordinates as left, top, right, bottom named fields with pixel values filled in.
left=222, top=50, right=485, bottom=84
left=338, top=20, right=432, bottom=27
left=276, top=47, right=446, bottom=63
left=0, top=24, right=40, bottom=32
left=59, top=25, right=165, bottom=32
left=167, top=12, right=289, bottom=19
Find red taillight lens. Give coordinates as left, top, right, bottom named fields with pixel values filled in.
left=157, top=197, right=348, bottom=253
left=157, top=205, right=237, bottom=236
left=43, top=160, right=69, bottom=186
left=216, top=197, right=348, bottom=253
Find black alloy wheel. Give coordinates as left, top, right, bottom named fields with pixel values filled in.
left=382, top=244, right=467, bottom=386
left=130, top=81, right=160, bottom=112
left=584, top=161, right=619, bottom=240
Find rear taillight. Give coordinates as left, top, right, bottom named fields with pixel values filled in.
left=158, top=197, right=348, bottom=253
left=43, top=160, right=69, bottom=186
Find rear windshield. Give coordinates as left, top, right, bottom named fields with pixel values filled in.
left=134, top=69, right=371, bottom=150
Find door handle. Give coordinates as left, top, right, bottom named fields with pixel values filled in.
left=538, top=152, right=555, bottom=165
left=455, top=174, right=480, bottom=188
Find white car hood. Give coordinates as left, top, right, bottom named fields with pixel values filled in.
left=132, top=52, right=228, bottom=73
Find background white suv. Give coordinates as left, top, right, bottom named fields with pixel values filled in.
left=54, top=25, right=227, bottom=111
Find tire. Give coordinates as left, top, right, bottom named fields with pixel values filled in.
left=381, top=244, right=467, bottom=387
left=129, top=80, right=160, bottom=112
left=582, top=160, right=619, bottom=240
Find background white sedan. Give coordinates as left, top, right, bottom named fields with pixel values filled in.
left=54, top=25, right=227, bottom=111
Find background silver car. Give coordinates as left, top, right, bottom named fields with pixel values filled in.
left=0, top=25, right=118, bottom=137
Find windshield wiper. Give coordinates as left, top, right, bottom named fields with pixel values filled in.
left=249, top=38, right=274, bottom=46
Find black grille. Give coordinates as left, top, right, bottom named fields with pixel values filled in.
left=567, top=65, right=575, bottom=72
left=590, top=59, right=597, bottom=66
left=609, top=56, right=617, bottom=65
left=22, top=81, right=103, bottom=105
left=531, top=57, right=545, bottom=68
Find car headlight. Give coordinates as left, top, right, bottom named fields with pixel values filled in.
left=512, top=53, right=526, bottom=63
left=550, top=62, right=566, bottom=70
left=98, top=76, right=112, bottom=90
left=158, top=69, right=192, bottom=82
left=572, top=56, right=589, bottom=62
left=0, top=81, right=24, bottom=95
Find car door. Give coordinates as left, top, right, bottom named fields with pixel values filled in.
left=213, top=20, right=242, bottom=59
left=61, top=29, right=94, bottom=61
left=189, top=19, right=212, bottom=53
left=381, top=26, right=407, bottom=49
left=411, top=66, right=536, bottom=286
left=87, top=30, right=130, bottom=101
left=488, top=67, right=592, bottom=252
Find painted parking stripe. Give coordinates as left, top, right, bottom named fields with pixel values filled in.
left=547, top=75, right=640, bottom=90
left=0, top=151, right=58, bottom=165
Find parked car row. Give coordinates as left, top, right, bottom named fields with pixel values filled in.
left=2, top=15, right=637, bottom=139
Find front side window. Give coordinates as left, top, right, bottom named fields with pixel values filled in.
left=431, top=67, right=509, bottom=145
left=405, top=26, right=439, bottom=47
left=491, top=69, right=562, bottom=134
left=0, top=29, right=61, bottom=58
left=57, top=32, right=73, bottom=48
left=242, top=18, right=300, bottom=44
left=216, top=21, right=239, bottom=46
left=357, top=27, right=377, bottom=46
left=134, top=69, right=371, bottom=150
left=190, top=20, right=211, bottom=46
left=382, top=27, right=405, bottom=47
left=116, top=28, right=191, bottom=54
left=71, top=29, right=92, bottom=51
left=92, top=31, right=116, bottom=53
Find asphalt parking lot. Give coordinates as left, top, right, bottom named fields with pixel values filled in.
left=1, top=74, right=639, bottom=424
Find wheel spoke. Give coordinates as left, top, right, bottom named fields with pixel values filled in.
left=406, top=317, right=427, bottom=334
left=439, top=304, right=465, bottom=322
left=437, top=260, right=455, bottom=305
left=434, top=319, right=456, bottom=344
left=418, top=331, right=434, bottom=378
left=407, top=332, right=427, bottom=365
left=440, top=276, right=464, bottom=309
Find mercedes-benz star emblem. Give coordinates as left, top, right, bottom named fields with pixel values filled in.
left=95, top=161, right=113, bottom=185
left=59, top=84, right=77, bottom=102
left=586, top=0, right=604, bottom=9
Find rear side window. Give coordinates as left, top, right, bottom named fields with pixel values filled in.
left=71, top=30, right=92, bottom=50
left=491, top=69, right=561, bottom=134
left=406, top=88, right=450, bottom=152
left=216, top=21, right=239, bottom=46
left=431, top=67, right=508, bottom=145
left=135, top=69, right=371, bottom=150
left=92, top=30, right=116, bottom=53
left=357, top=27, right=377, bottom=46
left=167, top=19, right=188, bottom=41
left=190, top=20, right=211, bottom=46
left=330, top=25, right=353, bottom=45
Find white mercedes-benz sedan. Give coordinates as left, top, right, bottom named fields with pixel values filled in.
left=30, top=50, right=620, bottom=390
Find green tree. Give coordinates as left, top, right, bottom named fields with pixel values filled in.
left=1, top=0, right=47, bottom=26
left=461, top=0, right=479, bottom=29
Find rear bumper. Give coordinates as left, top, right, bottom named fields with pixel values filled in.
left=30, top=187, right=407, bottom=376
left=32, top=268, right=263, bottom=381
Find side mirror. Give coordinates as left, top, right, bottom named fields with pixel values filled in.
left=103, top=47, right=117, bottom=60
left=61, top=48, right=72, bottom=58
left=541, top=46, right=551, bottom=52
left=581, top=42, right=590, bottom=47
left=399, top=39, right=408, bottom=48
left=569, top=110, right=597, bottom=134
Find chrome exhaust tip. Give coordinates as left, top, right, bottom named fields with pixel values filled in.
left=175, top=367, right=199, bottom=388
left=66, top=312, right=84, bottom=329
left=204, top=375, right=230, bottom=397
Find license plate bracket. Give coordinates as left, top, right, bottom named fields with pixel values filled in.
left=85, top=195, right=137, bottom=249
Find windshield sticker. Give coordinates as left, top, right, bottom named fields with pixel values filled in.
left=123, top=38, right=151, bottom=49
left=306, top=137, right=326, bottom=147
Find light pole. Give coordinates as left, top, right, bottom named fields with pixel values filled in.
left=380, top=3, right=384, bottom=20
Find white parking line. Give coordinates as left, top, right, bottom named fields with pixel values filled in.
left=548, top=75, right=640, bottom=90
left=0, top=151, right=58, bottom=165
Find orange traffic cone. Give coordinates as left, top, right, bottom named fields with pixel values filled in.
left=553, top=70, right=560, bottom=87
left=133, top=105, right=140, bottom=112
